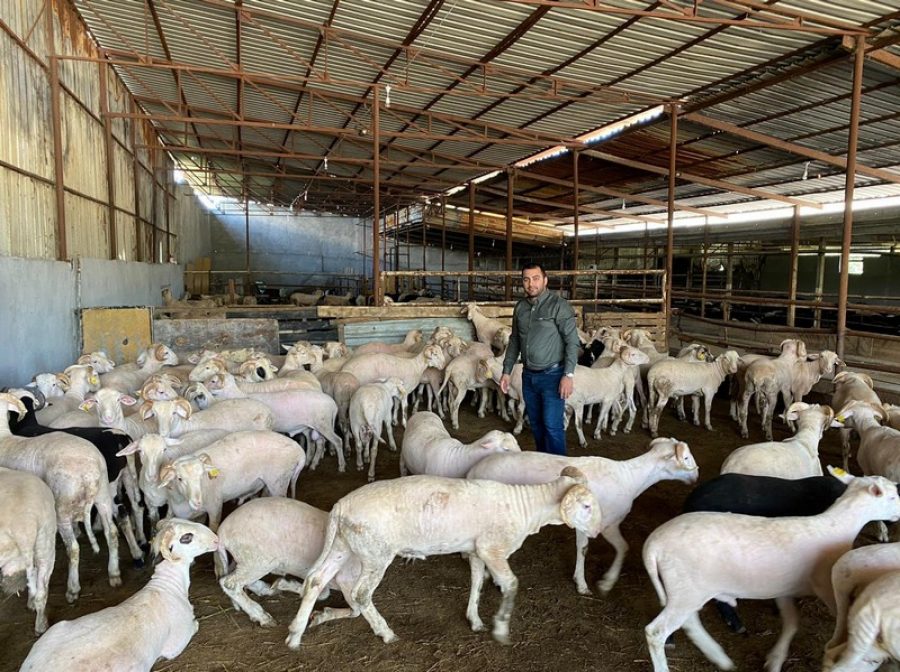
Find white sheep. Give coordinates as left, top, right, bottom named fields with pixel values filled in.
left=35, top=365, right=101, bottom=425
left=76, top=351, right=116, bottom=374
left=141, top=397, right=274, bottom=438
left=354, top=329, right=423, bottom=355
left=400, top=411, right=520, bottom=478
left=468, top=437, right=698, bottom=595
left=465, top=303, right=511, bottom=353
left=824, top=570, right=900, bottom=672
left=642, top=470, right=900, bottom=672
left=720, top=403, right=837, bottom=479
left=437, top=342, right=496, bottom=430
left=285, top=467, right=602, bottom=649
left=204, top=377, right=344, bottom=472
left=476, top=357, right=526, bottom=433
left=19, top=519, right=218, bottom=672
left=824, top=541, right=900, bottom=666
left=31, top=372, right=68, bottom=401
left=0, top=393, right=121, bottom=603
left=215, top=497, right=370, bottom=628
left=100, top=343, right=179, bottom=394
left=567, top=345, right=650, bottom=446
left=736, top=339, right=809, bottom=440
left=290, top=289, right=324, bottom=306
left=730, top=339, right=807, bottom=424
left=647, top=350, right=740, bottom=437
left=349, top=378, right=407, bottom=481
left=0, top=466, right=56, bottom=634
left=832, top=371, right=883, bottom=471
left=159, top=430, right=305, bottom=531
left=117, top=431, right=229, bottom=525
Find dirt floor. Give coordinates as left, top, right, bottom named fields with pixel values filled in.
left=1, top=392, right=854, bottom=672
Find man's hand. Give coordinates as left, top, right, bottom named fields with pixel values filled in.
left=499, top=373, right=511, bottom=395
left=559, top=375, right=573, bottom=400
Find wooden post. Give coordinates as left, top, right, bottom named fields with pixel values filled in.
left=505, top=169, right=514, bottom=300
left=572, top=150, right=580, bottom=299
left=665, top=104, right=678, bottom=326
left=46, top=1, right=67, bottom=260
left=468, top=181, right=475, bottom=301
left=837, top=36, right=865, bottom=359
left=787, top=206, right=800, bottom=327
left=372, top=84, right=382, bottom=305
left=815, top=237, right=826, bottom=329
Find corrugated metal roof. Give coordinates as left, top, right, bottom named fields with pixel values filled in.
left=70, top=0, right=900, bottom=221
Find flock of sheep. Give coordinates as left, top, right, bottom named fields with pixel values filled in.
left=2, top=302, right=900, bottom=671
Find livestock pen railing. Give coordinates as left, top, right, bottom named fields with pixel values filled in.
left=376, top=268, right=667, bottom=310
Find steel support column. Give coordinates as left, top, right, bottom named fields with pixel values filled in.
left=46, top=1, right=66, bottom=260
left=98, top=60, right=118, bottom=260
left=468, top=181, right=475, bottom=300
left=440, top=195, right=446, bottom=299
left=665, top=104, right=678, bottom=326
left=837, top=36, right=865, bottom=359
left=815, top=238, right=826, bottom=328
left=372, top=84, right=382, bottom=304
left=724, top=242, right=733, bottom=322
left=572, top=151, right=580, bottom=299
left=505, top=169, right=514, bottom=300
left=787, top=206, right=800, bottom=327
left=130, top=99, right=142, bottom=261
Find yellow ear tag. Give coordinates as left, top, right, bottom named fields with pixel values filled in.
left=832, top=467, right=848, bottom=477
left=836, top=415, right=845, bottom=423
left=208, top=468, right=220, bottom=479
left=89, top=375, right=100, bottom=386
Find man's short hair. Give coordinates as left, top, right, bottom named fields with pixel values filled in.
left=521, top=262, right=546, bottom=276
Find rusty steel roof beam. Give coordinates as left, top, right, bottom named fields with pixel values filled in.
left=498, top=0, right=869, bottom=35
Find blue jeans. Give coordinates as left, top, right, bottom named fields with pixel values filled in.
left=522, top=366, right=567, bottom=456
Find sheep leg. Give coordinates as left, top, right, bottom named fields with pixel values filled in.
left=94, top=496, right=122, bottom=588
left=82, top=502, right=101, bottom=554
left=650, top=393, right=668, bottom=439
left=349, top=564, right=397, bottom=643
left=285, top=550, right=347, bottom=649
left=220, top=568, right=277, bottom=627
left=596, top=523, right=629, bottom=594
left=676, top=397, right=687, bottom=422
left=31, top=555, right=52, bottom=635
left=513, top=400, right=526, bottom=435
left=309, top=606, right=358, bottom=628
left=122, top=473, right=147, bottom=546
left=116, top=505, right=144, bottom=566
left=476, top=388, right=488, bottom=419
left=465, top=553, right=488, bottom=631
left=826, top=603, right=886, bottom=672
left=765, top=596, right=799, bottom=672
left=682, top=612, right=735, bottom=671
left=634, top=372, right=649, bottom=429
left=367, top=433, right=379, bottom=483
left=384, top=414, right=398, bottom=452
left=449, top=385, right=465, bottom=430
left=761, top=391, right=777, bottom=442
left=571, top=403, right=588, bottom=448
left=738, top=389, right=753, bottom=439
left=573, top=529, right=591, bottom=595
left=645, top=606, right=693, bottom=672
left=840, top=429, right=852, bottom=472
left=702, top=393, right=714, bottom=431
left=593, top=402, right=613, bottom=440
left=826, top=577, right=856, bottom=654
left=353, top=428, right=365, bottom=471
left=480, top=552, right=518, bottom=645
left=58, top=520, right=81, bottom=603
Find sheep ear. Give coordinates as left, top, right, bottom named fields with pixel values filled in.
left=119, top=394, right=138, bottom=406
left=188, top=353, right=201, bottom=364
left=116, top=441, right=140, bottom=457
left=674, top=441, right=689, bottom=463
left=175, top=399, right=192, bottom=419
left=827, top=465, right=853, bottom=484
left=79, top=398, right=97, bottom=412
left=158, top=465, right=176, bottom=486
left=155, top=344, right=167, bottom=361
left=140, top=402, right=155, bottom=420
left=868, top=482, right=885, bottom=498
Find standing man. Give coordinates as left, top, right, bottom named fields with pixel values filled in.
left=500, top=263, right=579, bottom=455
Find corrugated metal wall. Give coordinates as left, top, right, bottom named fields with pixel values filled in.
left=0, top=0, right=197, bottom=263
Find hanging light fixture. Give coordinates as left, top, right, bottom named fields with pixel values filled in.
left=385, top=84, right=392, bottom=109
